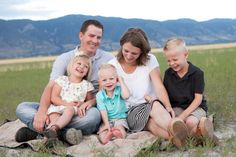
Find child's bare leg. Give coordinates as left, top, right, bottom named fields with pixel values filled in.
left=185, top=116, right=199, bottom=136
left=47, top=113, right=61, bottom=128
left=98, top=130, right=113, bottom=144
left=54, top=106, right=75, bottom=129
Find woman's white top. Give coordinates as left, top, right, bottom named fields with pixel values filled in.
left=109, top=54, right=159, bottom=109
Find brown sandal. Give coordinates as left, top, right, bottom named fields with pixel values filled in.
left=168, top=118, right=189, bottom=149
left=198, top=117, right=214, bottom=138
left=44, top=124, right=60, bottom=139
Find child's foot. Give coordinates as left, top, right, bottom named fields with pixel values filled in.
left=99, top=131, right=113, bottom=144
left=43, top=125, right=61, bottom=148
left=44, top=125, right=59, bottom=139
left=169, top=118, right=188, bottom=149
left=111, top=128, right=124, bottom=139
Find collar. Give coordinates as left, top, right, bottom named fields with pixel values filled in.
left=74, top=45, right=102, bottom=62
left=101, top=85, right=120, bottom=99
left=170, top=61, right=197, bottom=79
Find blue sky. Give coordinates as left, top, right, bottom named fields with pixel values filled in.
left=0, top=0, right=235, bottom=21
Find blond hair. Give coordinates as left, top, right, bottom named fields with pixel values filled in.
left=163, top=37, right=188, bottom=53
left=67, top=54, right=92, bottom=80
left=98, top=64, right=117, bottom=78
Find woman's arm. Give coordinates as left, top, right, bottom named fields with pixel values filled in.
left=150, top=67, right=175, bottom=117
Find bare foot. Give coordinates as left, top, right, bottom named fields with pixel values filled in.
left=111, top=128, right=124, bottom=139
left=99, top=130, right=113, bottom=144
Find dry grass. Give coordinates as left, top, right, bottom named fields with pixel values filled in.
left=1, top=42, right=236, bottom=65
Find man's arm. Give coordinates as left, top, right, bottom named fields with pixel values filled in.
left=33, top=80, right=55, bottom=133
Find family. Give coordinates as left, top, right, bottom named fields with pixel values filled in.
left=15, top=19, right=216, bottom=149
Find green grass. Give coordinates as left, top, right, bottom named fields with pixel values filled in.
left=134, top=47, right=236, bottom=156
left=155, top=47, right=236, bottom=124
left=0, top=48, right=235, bottom=124
left=0, top=47, right=236, bottom=156
left=0, top=62, right=52, bottom=122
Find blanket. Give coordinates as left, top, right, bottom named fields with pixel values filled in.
left=0, top=119, right=157, bottom=157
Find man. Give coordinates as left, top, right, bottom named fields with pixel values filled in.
left=15, top=19, right=114, bottom=145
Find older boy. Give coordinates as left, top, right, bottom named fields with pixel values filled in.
left=163, top=37, right=214, bottom=141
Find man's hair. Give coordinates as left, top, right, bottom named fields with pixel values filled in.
left=163, top=37, right=188, bottom=52
left=80, top=19, right=104, bottom=33
left=117, top=28, right=151, bottom=66
left=67, top=54, right=92, bottom=80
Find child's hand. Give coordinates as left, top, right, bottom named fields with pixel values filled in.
left=98, top=124, right=111, bottom=134
left=144, top=94, right=153, bottom=103
left=67, top=101, right=78, bottom=106
left=117, top=76, right=124, bottom=83
left=75, top=101, right=83, bottom=107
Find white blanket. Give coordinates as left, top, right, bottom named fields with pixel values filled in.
left=0, top=119, right=157, bottom=157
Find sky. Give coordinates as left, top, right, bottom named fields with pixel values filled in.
left=0, top=0, right=235, bottom=22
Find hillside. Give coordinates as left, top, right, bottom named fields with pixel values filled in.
left=0, top=15, right=236, bottom=59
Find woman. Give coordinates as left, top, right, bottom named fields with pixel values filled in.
left=109, top=28, right=188, bottom=149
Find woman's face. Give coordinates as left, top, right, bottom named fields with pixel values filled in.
left=122, top=42, right=141, bottom=65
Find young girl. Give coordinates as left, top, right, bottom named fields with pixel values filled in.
left=44, top=54, right=95, bottom=145
left=96, top=64, right=130, bottom=144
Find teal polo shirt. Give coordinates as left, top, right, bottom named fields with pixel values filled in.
left=96, top=85, right=128, bottom=120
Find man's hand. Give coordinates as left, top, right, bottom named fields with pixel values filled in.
left=33, top=112, right=47, bottom=133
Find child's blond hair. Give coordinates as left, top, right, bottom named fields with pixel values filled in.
left=163, top=37, right=188, bottom=53
left=98, top=64, right=117, bottom=78
left=67, top=54, right=92, bottom=80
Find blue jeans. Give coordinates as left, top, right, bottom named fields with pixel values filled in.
left=16, top=102, right=101, bottom=135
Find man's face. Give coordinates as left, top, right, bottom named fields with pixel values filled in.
left=79, top=25, right=103, bottom=57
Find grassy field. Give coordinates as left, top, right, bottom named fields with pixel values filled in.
left=0, top=47, right=236, bottom=156
left=0, top=47, right=235, bottom=124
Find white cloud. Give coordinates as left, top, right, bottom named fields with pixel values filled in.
left=0, top=0, right=235, bottom=21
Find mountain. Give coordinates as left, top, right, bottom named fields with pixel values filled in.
left=0, top=15, right=236, bottom=59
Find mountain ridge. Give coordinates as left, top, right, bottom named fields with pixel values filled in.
left=0, top=14, right=236, bottom=59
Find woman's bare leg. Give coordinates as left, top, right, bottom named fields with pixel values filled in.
left=149, top=101, right=172, bottom=132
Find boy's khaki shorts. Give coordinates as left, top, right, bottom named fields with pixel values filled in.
left=173, top=107, right=206, bottom=120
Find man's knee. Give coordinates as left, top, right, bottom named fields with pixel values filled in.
left=16, top=102, right=38, bottom=122
left=69, top=107, right=101, bottom=135
left=16, top=102, right=29, bottom=117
